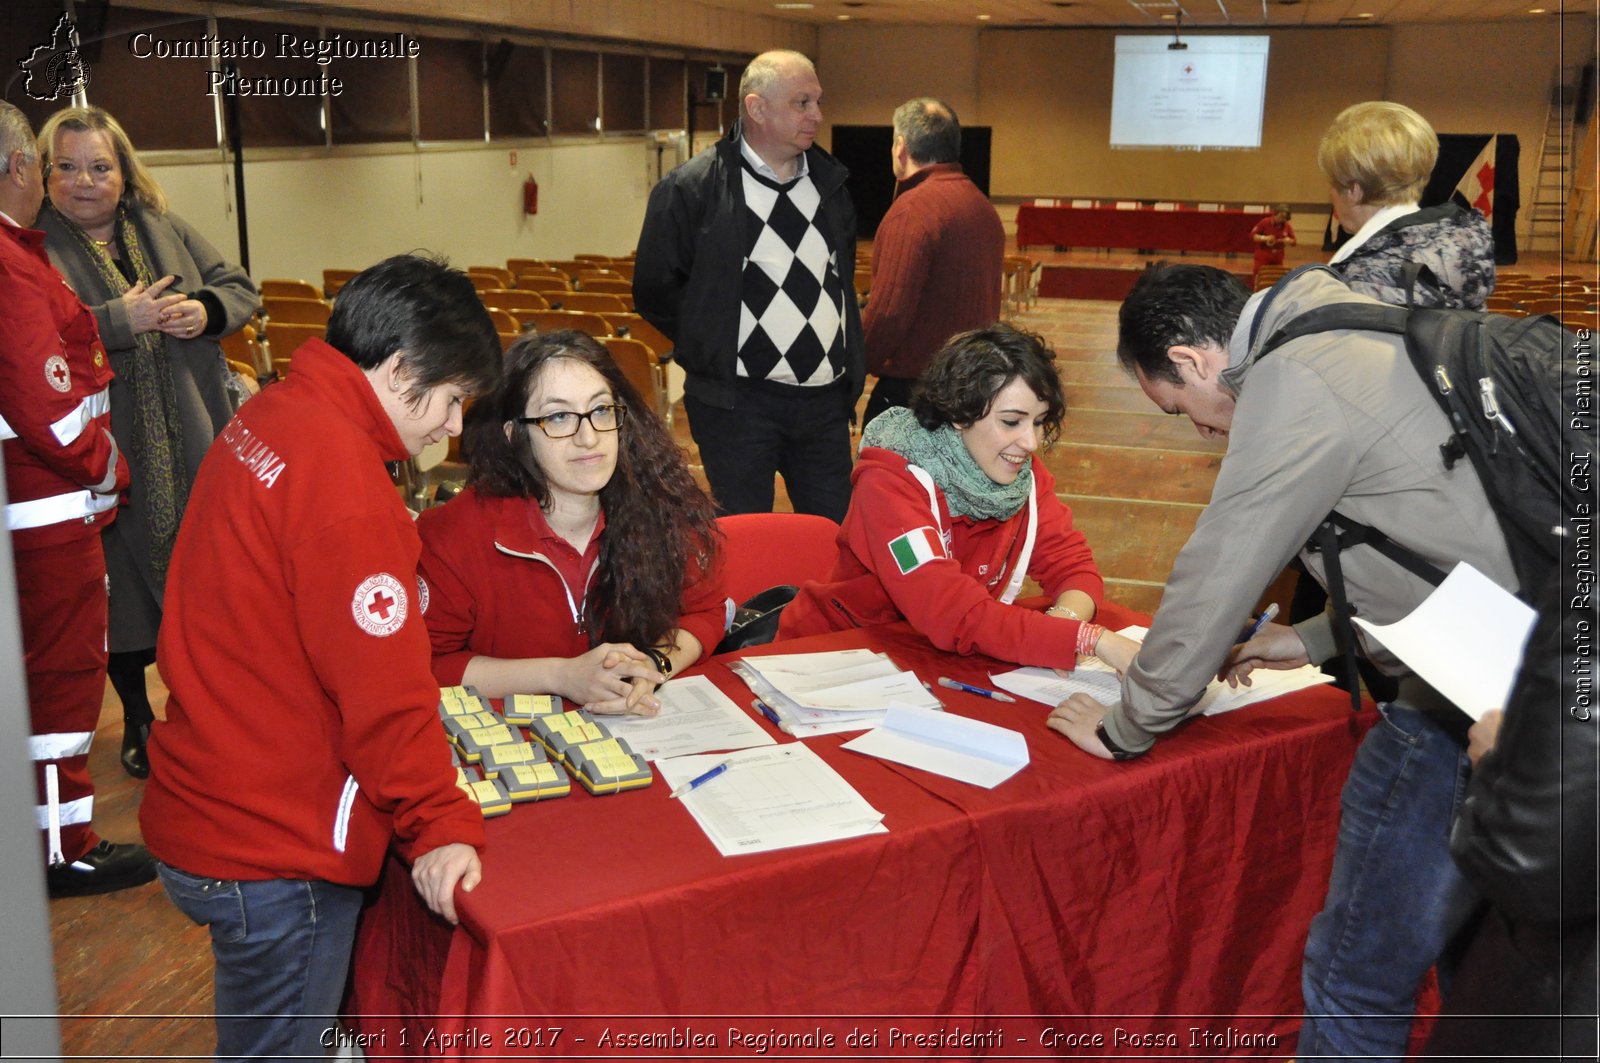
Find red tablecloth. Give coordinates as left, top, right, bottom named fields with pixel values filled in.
left=1016, top=204, right=1261, bottom=253
left=348, top=603, right=1370, bottom=1060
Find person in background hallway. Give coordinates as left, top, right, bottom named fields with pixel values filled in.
left=781, top=324, right=1130, bottom=675
left=0, top=101, right=152, bottom=898
left=1249, top=203, right=1296, bottom=283
left=140, top=255, right=497, bottom=1061
left=36, top=106, right=259, bottom=780
left=860, top=97, right=1004, bottom=425
left=1423, top=568, right=1597, bottom=1063
left=418, top=330, right=725, bottom=714
left=1317, top=100, right=1495, bottom=309
left=633, top=49, right=862, bottom=522
left=1049, top=264, right=1520, bottom=1063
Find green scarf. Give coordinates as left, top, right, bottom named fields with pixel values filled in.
left=860, top=407, right=1031, bottom=521
left=58, top=204, right=188, bottom=573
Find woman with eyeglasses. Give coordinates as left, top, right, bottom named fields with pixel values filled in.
left=417, top=330, right=724, bottom=715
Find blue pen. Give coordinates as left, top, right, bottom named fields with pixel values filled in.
left=752, top=698, right=782, bottom=727
left=669, top=760, right=731, bottom=799
left=937, top=676, right=1016, bottom=703
left=1238, top=602, right=1280, bottom=643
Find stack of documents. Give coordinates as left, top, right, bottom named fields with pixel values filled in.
left=990, top=625, right=1332, bottom=716
left=656, top=744, right=887, bottom=856
left=730, top=649, right=943, bottom=737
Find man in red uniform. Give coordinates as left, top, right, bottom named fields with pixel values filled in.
left=0, top=101, right=152, bottom=896
left=862, top=98, right=1005, bottom=425
left=0, top=101, right=152, bottom=897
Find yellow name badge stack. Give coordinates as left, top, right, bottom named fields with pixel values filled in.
left=499, top=762, right=571, bottom=802
left=457, top=776, right=512, bottom=817
left=567, top=736, right=652, bottom=796
left=530, top=710, right=609, bottom=765
left=501, top=692, right=562, bottom=725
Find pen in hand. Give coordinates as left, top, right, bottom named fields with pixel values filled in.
left=669, top=760, right=731, bottom=799
left=1237, top=602, right=1279, bottom=644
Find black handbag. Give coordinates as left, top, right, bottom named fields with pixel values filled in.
left=713, top=585, right=798, bottom=655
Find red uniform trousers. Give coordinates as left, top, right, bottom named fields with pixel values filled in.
left=17, top=533, right=108, bottom=864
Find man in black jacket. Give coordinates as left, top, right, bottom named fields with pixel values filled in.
left=1425, top=568, right=1598, bottom=1061
left=633, top=50, right=863, bottom=522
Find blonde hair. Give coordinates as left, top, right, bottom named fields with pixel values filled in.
left=38, top=106, right=168, bottom=215
left=1316, top=101, right=1438, bottom=208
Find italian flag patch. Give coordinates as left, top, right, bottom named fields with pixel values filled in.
left=888, top=526, right=945, bottom=575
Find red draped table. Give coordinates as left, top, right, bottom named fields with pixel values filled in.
left=347, top=602, right=1370, bottom=1060
left=1016, top=204, right=1262, bottom=254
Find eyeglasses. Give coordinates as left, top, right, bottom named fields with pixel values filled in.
left=514, top=404, right=627, bottom=439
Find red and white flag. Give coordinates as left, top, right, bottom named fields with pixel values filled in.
left=1455, top=136, right=1497, bottom=221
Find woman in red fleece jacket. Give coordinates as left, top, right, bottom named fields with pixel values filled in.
left=418, top=330, right=723, bottom=714
left=142, top=255, right=500, bottom=1061
left=781, top=324, right=1136, bottom=673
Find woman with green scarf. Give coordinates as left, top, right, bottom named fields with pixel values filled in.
left=781, top=324, right=1134, bottom=673
left=37, top=106, right=259, bottom=779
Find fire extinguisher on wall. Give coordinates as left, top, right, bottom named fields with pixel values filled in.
left=523, top=175, right=538, bottom=215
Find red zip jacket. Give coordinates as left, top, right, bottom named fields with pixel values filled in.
left=0, top=216, right=126, bottom=547
left=417, top=486, right=727, bottom=686
left=142, top=339, right=483, bottom=884
left=780, top=448, right=1104, bottom=669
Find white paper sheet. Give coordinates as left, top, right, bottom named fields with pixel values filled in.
left=657, top=745, right=886, bottom=856
left=1352, top=561, right=1537, bottom=721
left=733, top=650, right=940, bottom=738
left=990, top=625, right=1332, bottom=717
left=602, top=675, right=775, bottom=760
left=843, top=706, right=1028, bottom=788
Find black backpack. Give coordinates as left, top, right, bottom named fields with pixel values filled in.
left=1251, top=264, right=1588, bottom=708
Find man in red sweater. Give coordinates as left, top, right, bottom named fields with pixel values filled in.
left=862, top=98, right=1005, bottom=425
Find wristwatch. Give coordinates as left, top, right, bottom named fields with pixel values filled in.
left=644, top=647, right=673, bottom=678
left=1095, top=719, right=1142, bottom=761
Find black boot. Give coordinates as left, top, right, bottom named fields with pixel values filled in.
left=108, top=649, right=156, bottom=780
left=120, top=718, right=150, bottom=779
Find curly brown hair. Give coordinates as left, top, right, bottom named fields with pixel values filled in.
left=911, top=323, right=1067, bottom=448
left=462, top=330, right=719, bottom=649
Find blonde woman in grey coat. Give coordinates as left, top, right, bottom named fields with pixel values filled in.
left=37, top=106, right=259, bottom=779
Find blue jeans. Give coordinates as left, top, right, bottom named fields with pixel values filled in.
left=1297, top=705, right=1482, bottom=1062
left=157, top=863, right=363, bottom=1062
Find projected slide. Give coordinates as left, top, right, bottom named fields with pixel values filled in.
left=1111, top=36, right=1270, bottom=150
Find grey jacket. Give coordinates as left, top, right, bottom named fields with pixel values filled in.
left=38, top=202, right=259, bottom=648
left=1103, top=268, right=1518, bottom=753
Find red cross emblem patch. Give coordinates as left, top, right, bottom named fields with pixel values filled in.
left=351, top=573, right=408, bottom=637
left=45, top=354, right=71, bottom=393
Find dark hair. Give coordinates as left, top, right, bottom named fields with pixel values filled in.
left=325, top=253, right=501, bottom=402
left=893, top=97, right=960, bottom=165
left=911, top=324, right=1066, bottom=448
left=1116, top=264, right=1249, bottom=386
left=464, top=330, right=718, bottom=649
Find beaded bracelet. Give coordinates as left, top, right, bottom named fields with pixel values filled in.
left=1075, top=622, right=1104, bottom=657
left=1047, top=603, right=1085, bottom=621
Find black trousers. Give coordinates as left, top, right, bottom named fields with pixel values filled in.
left=684, top=380, right=853, bottom=522
left=862, top=376, right=917, bottom=428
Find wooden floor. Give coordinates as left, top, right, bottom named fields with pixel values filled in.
left=47, top=245, right=1583, bottom=1059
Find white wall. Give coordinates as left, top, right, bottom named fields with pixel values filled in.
left=818, top=17, right=1597, bottom=245
left=149, top=138, right=652, bottom=284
